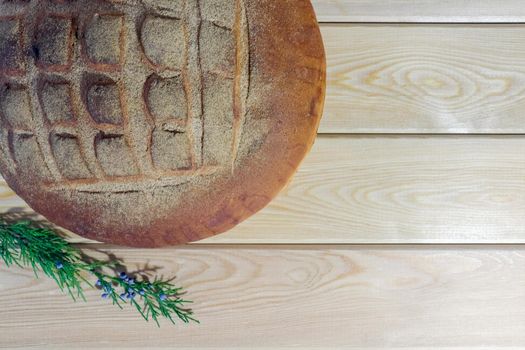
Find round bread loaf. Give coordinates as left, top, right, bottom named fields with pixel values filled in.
left=0, top=0, right=326, bottom=247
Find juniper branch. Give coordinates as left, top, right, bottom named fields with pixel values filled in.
left=0, top=220, right=198, bottom=326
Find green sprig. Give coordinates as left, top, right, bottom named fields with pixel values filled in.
left=0, top=220, right=198, bottom=326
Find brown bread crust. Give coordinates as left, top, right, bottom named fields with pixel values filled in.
left=0, top=0, right=325, bottom=247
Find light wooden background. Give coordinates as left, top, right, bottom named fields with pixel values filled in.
left=2, top=1, right=525, bottom=348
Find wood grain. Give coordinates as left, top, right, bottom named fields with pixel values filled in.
left=3, top=135, right=525, bottom=244
left=1, top=24, right=524, bottom=136
left=313, top=0, right=525, bottom=23
left=321, top=24, right=525, bottom=133
left=2, top=245, right=525, bottom=348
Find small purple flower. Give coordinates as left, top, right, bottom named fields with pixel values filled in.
left=101, top=293, right=109, bottom=299
left=55, top=262, right=64, bottom=269
left=127, top=291, right=136, bottom=299
left=119, top=272, right=127, bottom=279
left=127, top=278, right=135, bottom=285
left=120, top=292, right=127, bottom=299
left=95, top=280, right=102, bottom=287
left=139, top=290, right=145, bottom=296
left=159, top=294, right=168, bottom=301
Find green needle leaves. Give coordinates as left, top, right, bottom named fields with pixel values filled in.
left=0, top=220, right=198, bottom=326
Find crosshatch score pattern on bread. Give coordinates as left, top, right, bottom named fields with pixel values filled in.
left=0, top=0, right=326, bottom=247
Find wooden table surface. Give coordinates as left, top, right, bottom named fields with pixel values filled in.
left=2, top=1, right=525, bottom=348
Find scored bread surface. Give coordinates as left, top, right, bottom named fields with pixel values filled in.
left=0, top=0, right=326, bottom=247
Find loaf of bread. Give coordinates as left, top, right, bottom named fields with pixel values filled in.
left=0, top=0, right=326, bottom=247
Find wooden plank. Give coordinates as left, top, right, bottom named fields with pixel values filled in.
left=0, top=25, right=523, bottom=136
left=1, top=245, right=525, bottom=348
left=312, top=0, right=525, bottom=23
left=321, top=24, right=525, bottom=133
left=3, top=135, right=525, bottom=244
left=207, top=135, right=525, bottom=243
